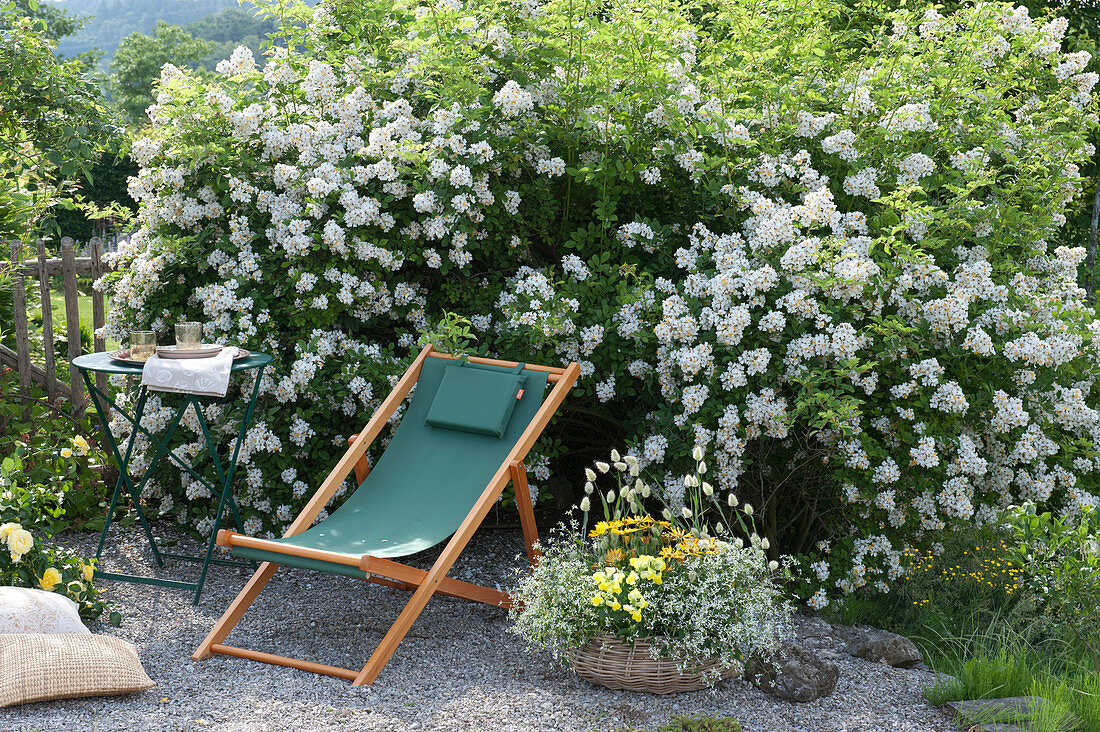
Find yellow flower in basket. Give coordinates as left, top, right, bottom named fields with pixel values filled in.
left=589, top=521, right=613, bottom=538
left=604, top=548, right=625, bottom=565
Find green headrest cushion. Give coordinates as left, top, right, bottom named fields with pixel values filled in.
left=424, top=362, right=525, bottom=438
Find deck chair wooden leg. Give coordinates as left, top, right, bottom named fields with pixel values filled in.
left=347, top=435, right=371, bottom=485
left=353, top=569, right=444, bottom=685
left=509, top=460, right=540, bottom=566
left=353, top=513, right=490, bottom=685
left=193, top=561, right=279, bottom=660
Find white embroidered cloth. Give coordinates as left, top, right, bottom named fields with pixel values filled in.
left=141, top=346, right=237, bottom=397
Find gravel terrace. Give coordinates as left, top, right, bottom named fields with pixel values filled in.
left=2, top=527, right=957, bottom=732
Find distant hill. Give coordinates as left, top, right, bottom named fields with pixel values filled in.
left=52, top=0, right=272, bottom=67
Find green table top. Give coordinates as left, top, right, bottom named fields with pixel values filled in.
left=72, top=349, right=272, bottom=377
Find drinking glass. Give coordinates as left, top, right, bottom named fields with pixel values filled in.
left=175, top=322, right=203, bottom=351
left=130, top=331, right=156, bottom=362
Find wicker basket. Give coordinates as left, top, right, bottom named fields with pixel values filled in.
left=570, top=634, right=736, bottom=694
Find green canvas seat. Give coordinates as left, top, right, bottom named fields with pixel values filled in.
left=231, top=358, right=547, bottom=576
left=195, top=346, right=580, bottom=686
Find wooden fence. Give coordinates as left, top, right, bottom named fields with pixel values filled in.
left=3, top=237, right=114, bottom=418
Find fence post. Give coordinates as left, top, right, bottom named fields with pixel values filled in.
left=60, top=237, right=85, bottom=418
left=34, top=239, right=59, bottom=402
left=89, top=237, right=109, bottom=415
left=9, top=242, right=31, bottom=413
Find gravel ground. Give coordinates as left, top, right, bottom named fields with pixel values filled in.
left=2, top=527, right=957, bottom=732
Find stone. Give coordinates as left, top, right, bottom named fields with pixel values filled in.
left=747, top=642, right=840, bottom=703
left=794, top=615, right=834, bottom=640
left=842, top=627, right=923, bottom=668
left=944, top=696, right=1084, bottom=731
left=794, top=616, right=838, bottom=650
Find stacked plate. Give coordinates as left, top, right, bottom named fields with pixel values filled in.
left=109, top=346, right=250, bottom=366
left=156, top=344, right=224, bottom=359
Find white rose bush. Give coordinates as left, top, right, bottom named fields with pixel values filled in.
left=104, top=0, right=1100, bottom=608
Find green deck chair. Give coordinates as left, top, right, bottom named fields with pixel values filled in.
left=194, top=345, right=580, bottom=685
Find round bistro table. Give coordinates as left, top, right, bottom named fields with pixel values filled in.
left=72, top=349, right=272, bottom=604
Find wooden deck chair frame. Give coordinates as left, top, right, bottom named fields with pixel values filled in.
left=193, top=345, right=580, bottom=685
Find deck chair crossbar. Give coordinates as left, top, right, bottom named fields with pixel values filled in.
left=193, top=345, right=580, bottom=685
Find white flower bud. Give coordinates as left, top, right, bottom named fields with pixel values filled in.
left=692, top=445, right=704, bottom=461
left=761, top=537, right=770, bottom=550
left=743, top=503, right=754, bottom=515
left=607, top=490, right=616, bottom=502
left=610, top=449, right=621, bottom=462
left=681, top=506, right=693, bottom=519
left=714, top=522, right=724, bottom=534
left=698, top=461, right=707, bottom=473
left=629, top=464, right=640, bottom=477
left=662, top=508, right=672, bottom=521
left=734, top=537, right=744, bottom=548
left=702, top=482, right=714, bottom=496
left=641, top=485, right=651, bottom=498
left=596, top=461, right=610, bottom=474
left=727, top=494, right=738, bottom=507
left=624, top=455, right=638, bottom=467
left=585, top=468, right=597, bottom=481
left=613, top=461, right=628, bottom=472
left=584, top=481, right=594, bottom=494
left=580, top=496, right=591, bottom=512
left=768, top=560, right=779, bottom=571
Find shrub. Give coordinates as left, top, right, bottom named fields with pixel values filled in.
left=0, top=427, right=113, bottom=621
left=1003, top=502, right=1100, bottom=672
left=0, top=371, right=112, bottom=531
left=104, top=0, right=1100, bottom=607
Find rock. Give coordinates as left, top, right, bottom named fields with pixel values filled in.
left=944, top=696, right=1084, bottom=731
left=793, top=616, right=838, bottom=650
left=843, top=627, right=923, bottom=668
left=794, top=615, right=834, bottom=640
left=747, top=642, right=839, bottom=702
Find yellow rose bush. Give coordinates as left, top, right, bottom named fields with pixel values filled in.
left=0, top=446, right=112, bottom=621
left=0, top=517, right=108, bottom=620
left=510, top=448, right=790, bottom=683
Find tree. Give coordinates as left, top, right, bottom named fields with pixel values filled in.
left=0, top=0, right=100, bottom=71
left=1, top=0, right=87, bottom=43
left=188, top=6, right=277, bottom=72
left=0, top=1, right=115, bottom=241
left=109, top=21, right=214, bottom=122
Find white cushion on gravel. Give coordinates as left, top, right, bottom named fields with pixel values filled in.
left=0, top=587, right=89, bottom=634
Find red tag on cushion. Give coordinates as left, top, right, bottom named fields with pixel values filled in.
left=516, top=389, right=524, bottom=399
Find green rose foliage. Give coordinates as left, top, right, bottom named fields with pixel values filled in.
left=106, top=0, right=1100, bottom=607
left=0, top=451, right=111, bottom=621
